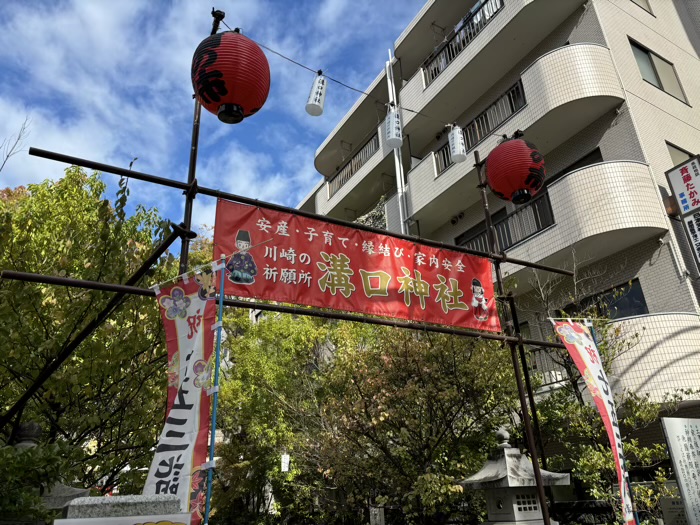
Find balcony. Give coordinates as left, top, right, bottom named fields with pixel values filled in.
left=608, top=313, right=700, bottom=402
left=402, top=44, right=625, bottom=234
left=400, top=0, right=586, bottom=151
left=314, top=68, right=393, bottom=178
left=502, top=161, right=668, bottom=290
left=434, top=81, right=525, bottom=174
left=459, top=192, right=555, bottom=253
left=327, top=132, right=380, bottom=199
left=315, top=118, right=395, bottom=218
left=423, top=0, right=505, bottom=88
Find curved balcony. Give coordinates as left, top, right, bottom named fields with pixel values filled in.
left=314, top=67, right=395, bottom=178
left=608, top=313, right=700, bottom=402
left=400, top=0, right=586, bottom=150
left=502, top=161, right=668, bottom=286
left=404, top=44, right=625, bottom=233
left=315, top=118, right=396, bottom=219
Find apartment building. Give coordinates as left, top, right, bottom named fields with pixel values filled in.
left=299, top=0, right=700, bottom=403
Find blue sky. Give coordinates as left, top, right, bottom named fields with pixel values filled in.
left=0, top=0, right=425, bottom=235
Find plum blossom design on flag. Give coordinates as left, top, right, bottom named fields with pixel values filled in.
left=159, top=287, right=192, bottom=320
left=555, top=323, right=585, bottom=346
left=167, top=351, right=180, bottom=387
left=193, top=358, right=213, bottom=389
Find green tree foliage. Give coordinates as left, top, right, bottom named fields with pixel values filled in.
left=212, top=313, right=518, bottom=525
left=0, top=167, right=177, bottom=515
left=0, top=442, right=66, bottom=521
left=319, top=324, right=517, bottom=524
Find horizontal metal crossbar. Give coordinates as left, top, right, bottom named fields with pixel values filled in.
left=0, top=270, right=566, bottom=350
left=28, top=147, right=574, bottom=277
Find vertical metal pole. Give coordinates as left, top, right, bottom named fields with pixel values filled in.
left=386, top=50, right=408, bottom=235
left=179, top=101, right=202, bottom=275
left=180, top=9, right=226, bottom=274
left=507, top=295, right=548, bottom=470
left=475, top=150, right=551, bottom=525
left=204, top=255, right=226, bottom=525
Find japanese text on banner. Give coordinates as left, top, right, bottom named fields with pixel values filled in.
left=213, top=200, right=501, bottom=332
left=143, top=276, right=217, bottom=525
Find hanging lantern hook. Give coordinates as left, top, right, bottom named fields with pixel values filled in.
left=210, top=8, right=226, bottom=34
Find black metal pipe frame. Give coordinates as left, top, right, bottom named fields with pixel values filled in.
left=0, top=270, right=567, bottom=350
left=475, top=149, right=551, bottom=525
left=0, top=224, right=191, bottom=431
left=180, top=9, right=225, bottom=274
left=506, top=294, right=547, bottom=470
left=28, top=147, right=574, bottom=278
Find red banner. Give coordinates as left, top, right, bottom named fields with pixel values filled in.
left=552, top=321, right=635, bottom=525
left=214, top=200, right=500, bottom=332
left=144, top=277, right=217, bottom=525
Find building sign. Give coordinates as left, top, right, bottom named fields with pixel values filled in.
left=667, top=156, right=700, bottom=270
left=683, top=213, right=700, bottom=265
left=143, top=277, right=217, bottom=525
left=660, top=497, right=689, bottom=525
left=54, top=514, right=191, bottom=525
left=214, top=200, right=501, bottom=332
left=667, top=156, right=700, bottom=215
left=552, top=321, right=635, bottom=525
left=662, top=417, right=700, bottom=525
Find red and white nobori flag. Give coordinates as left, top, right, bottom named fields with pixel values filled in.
left=214, top=200, right=500, bottom=332
left=552, top=320, right=635, bottom=525
left=144, top=274, right=218, bottom=525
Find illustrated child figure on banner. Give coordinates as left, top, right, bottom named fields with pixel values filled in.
left=226, top=229, right=257, bottom=284
left=470, top=278, right=490, bottom=321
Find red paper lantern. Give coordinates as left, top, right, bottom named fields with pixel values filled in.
left=485, top=138, right=546, bottom=204
left=191, top=31, right=270, bottom=124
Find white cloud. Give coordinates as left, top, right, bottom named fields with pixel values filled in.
left=0, top=0, right=426, bottom=229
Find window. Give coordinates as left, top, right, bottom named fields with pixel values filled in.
left=547, top=148, right=603, bottom=186
left=667, top=142, right=693, bottom=169
left=630, top=0, right=652, bottom=13
left=561, top=279, right=648, bottom=320
left=631, top=41, right=687, bottom=102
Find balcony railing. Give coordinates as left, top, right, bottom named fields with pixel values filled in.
left=529, top=348, right=567, bottom=389
left=460, top=192, right=554, bottom=253
left=435, top=80, right=525, bottom=173
left=423, top=0, right=505, bottom=87
left=327, top=132, right=380, bottom=199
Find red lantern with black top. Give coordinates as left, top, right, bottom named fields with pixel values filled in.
left=485, top=138, right=546, bottom=204
left=191, top=30, right=270, bottom=124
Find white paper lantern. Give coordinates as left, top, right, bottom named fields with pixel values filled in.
left=385, top=107, right=403, bottom=149
left=305, top=72, right=327, bottom=116
left=448, top=125, right=467, bottom=163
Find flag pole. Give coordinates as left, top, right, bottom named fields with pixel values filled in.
left=204, top=255, right=227, bottom=525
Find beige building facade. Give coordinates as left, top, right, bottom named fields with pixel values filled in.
left=299, top=0, right=700, bottom=402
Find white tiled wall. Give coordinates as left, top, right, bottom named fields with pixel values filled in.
left=504, top=161, right=667, bottom=272
left=404, top=44, right=624, bottom=221
left=609, top=313, right=700, bottom=401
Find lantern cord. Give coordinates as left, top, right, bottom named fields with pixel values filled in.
left=220, top=21, right=450, bottom=126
